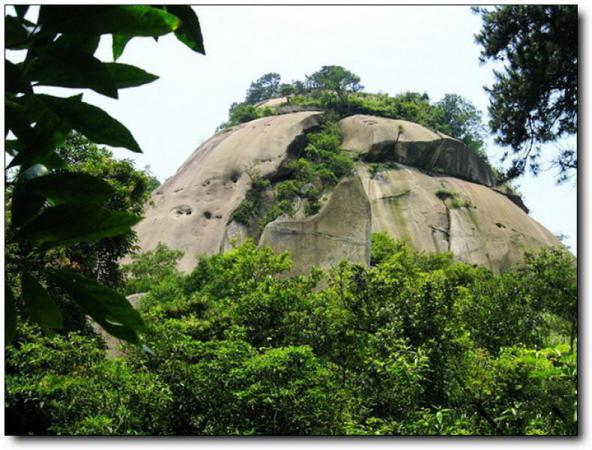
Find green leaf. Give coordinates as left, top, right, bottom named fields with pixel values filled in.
left=48, top=269, right=144, bottom=345
left=6, top=60, right=32, bottom=94
left=54, top=33, right=101, bottom=54
left=5, top=15, right=30, bottom=49
left=27, top=47, right=119, bottom=99
left=10, top=182, right=46, bottom=230
left=38, top=5, right=181, bottom=37
left=5, top=285, right=17, bottom=343
left=24, top=172, right=114, bottom=206
left=104, top=63, right=159, bottom=89
left=5, top=99, right=36, bottom=145
left=5, top=139, right=24, bottom=156
left=7, top=98, right=72, bottom=170
left=21, top=271, right=63, bottom=333
left=112, top=34, right=133, bottom=60
left=13, top=204, right=141, bottom=249
left=26, top=94, right=142, bottom=153
left=166, top=6, right=206, bottom=54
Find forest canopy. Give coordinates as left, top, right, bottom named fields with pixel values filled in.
left=6, top=235, right=577, bottom=435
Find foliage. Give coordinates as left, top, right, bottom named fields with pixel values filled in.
left=6, top=236, right=577, bottom=435
left=245, top=72, right=282, bottom=104
left=218, top=102, right=276, bottom=130
left=53, top=133, right=158, bottom=287
left=434, top=188, right=472, bottom=209
left=221, top=67, right=489, bottom=163
left=5, top=322, right=173, bottom=435
left=5, top=5, right=204, bottom=344
left=122, top=242, right=184, bottom=295
left=432, top=94, right=487, bottom=159
left=474, top=5, right=577, bottom=181
left=231, top=170, right=271, bottom=226
left=231, top=120, right=353, bottom=233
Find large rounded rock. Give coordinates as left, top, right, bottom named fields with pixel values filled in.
left=134, top=111, right=323, bottom=271
left=134, top=111, right=563, bottom=274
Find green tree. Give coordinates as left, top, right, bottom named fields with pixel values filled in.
left=432, top=94, right=487, bottom=159
left=53, top=133, right=159, bottom=287
left=122, top=242, right=184, bottom=295
left=474, top=5, right=577, bottom=181
left=245, top=72, right=282, bottom=104
left=305, top=65, right=363, bottom=99
left=5, top=5, right=205, bottom=345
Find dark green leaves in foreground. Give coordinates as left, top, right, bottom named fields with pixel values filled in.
left=48, top=269, right=145, bottom=344
left=21, top=272, right=63, bottom=334
left=24, top=172, right=114, bottom=206
left=40, top=94, right=142, bottom=153
left=165, top=6, right=206, bottom=54
left=5, top=5, right=205, bottom=346
left=28, top=47, right=119, bottom=98
left=5, top=286, right=17, bottom=342
left=38, top=5, right=181, bottom=37
left=14, top=204, right=140, bottom=250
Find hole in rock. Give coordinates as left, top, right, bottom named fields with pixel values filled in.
left=172, top=205, right=192, bottom=216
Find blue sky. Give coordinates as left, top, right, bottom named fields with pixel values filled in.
left=9, top=5, right=578, bottom=252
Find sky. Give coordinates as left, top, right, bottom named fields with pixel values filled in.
left=8, top=4, right=578, bottom=253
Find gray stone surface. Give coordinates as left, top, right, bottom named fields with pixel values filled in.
left=340, top=115, right=496, bottom=186
left=259, top=177, right=371, bottom=275
left=133, top=112, right=564, bottom=275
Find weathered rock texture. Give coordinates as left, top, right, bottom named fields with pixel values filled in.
left=356, top=163, right=559, bottom=272
left=135, top=112, right=562, bottom=274
left=259, top=177, right=371, bottom=275
left=134, top=111, right=323, bottom=271
left=340, top=115, right=496, bottom=187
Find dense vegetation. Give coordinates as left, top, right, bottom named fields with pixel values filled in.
left=6, top=235, right=576, bottom=435
left=221, top=66, right=488, bottom=161
left=5, top=5, right=577, bottom=438
left=5, top=5, right=204, bottom=345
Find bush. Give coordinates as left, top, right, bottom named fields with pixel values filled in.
left=7, top=237, right=577, bottom=435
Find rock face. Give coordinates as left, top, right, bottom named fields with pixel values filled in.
left=134, top=111, right=323, bottom=271
left=340, top=115, right=496, bottom=187
left=259, top=177, right=371, bottom=275
left=356, top=163, right=558, bottom=272
left=134, top=111, right=562, bottom=274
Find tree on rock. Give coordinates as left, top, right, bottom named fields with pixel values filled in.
left=474, top=5, right=577, bottom=182
left=305, top=65, right=363, bottom=100
left=245, top=72, right=282, bottom=104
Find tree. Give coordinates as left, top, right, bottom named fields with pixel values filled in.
left=305, top=65, right=363, bottom=100
left=432, top=94, right=487, bottom=159
left=47, top=134, right=159, bottom=289
left=245, top=72, right=282, bottom=104
left=474, top=5, right=577, bottom=181
left=279, top=83, right=296, bottom=101
left=5, top=5, right=205, bottom=345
